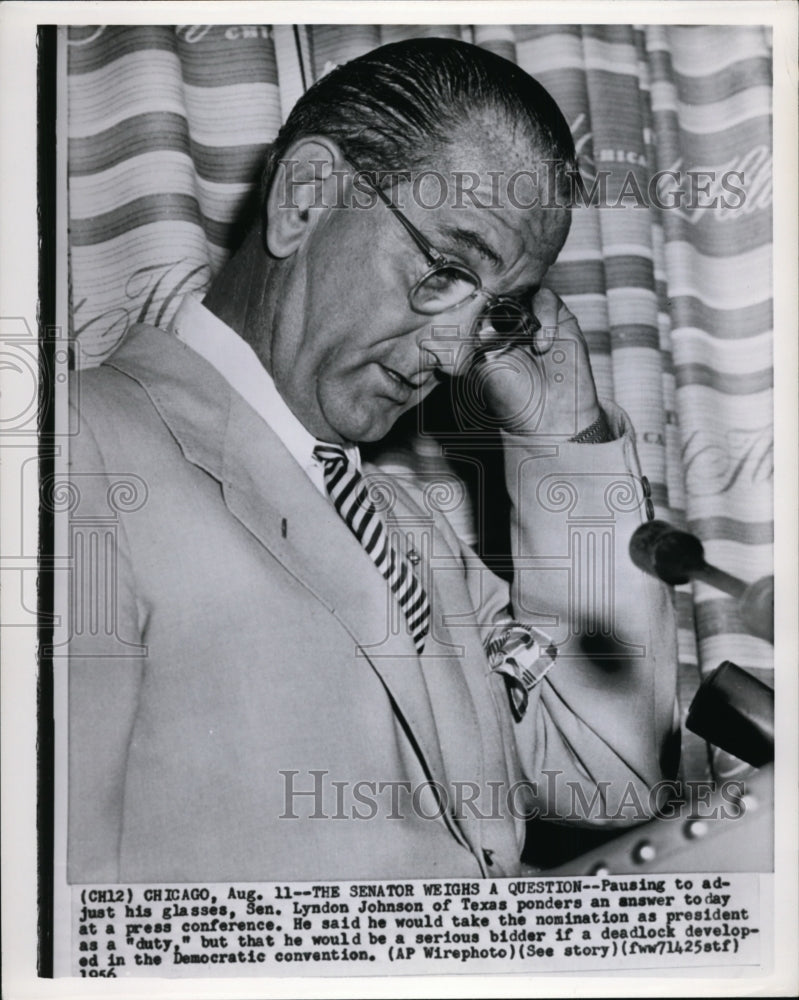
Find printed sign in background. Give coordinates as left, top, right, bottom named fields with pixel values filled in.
left=66, top=24, right=774, bottom=783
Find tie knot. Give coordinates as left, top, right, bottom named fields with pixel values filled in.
left=313, top=442, right=349, bottom=468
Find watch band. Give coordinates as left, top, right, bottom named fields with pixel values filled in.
left=569, top=408, right=613, bottom=443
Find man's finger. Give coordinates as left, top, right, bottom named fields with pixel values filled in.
left=530, top=287, right=559, bottom=354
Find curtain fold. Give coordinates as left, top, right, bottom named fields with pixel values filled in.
left=66, top=23, right=774, bottom=781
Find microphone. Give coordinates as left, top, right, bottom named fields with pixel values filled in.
left=686, top=660, right=774, bottom=767
left=629, top=520, right=773, bottom=643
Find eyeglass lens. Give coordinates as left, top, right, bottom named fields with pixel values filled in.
left=412, top=266, right=539, bottom=347
left=411, top=265, right=478, bottom=312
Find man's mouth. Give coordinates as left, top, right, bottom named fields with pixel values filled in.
left=378, top=363, right=436, bottom=404
left=383, top=366, right=416, bottom=390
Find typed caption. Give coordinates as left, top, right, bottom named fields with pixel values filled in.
left=70, top=873, right=762, bottom=978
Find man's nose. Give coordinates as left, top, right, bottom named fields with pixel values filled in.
left=416, top=300, right=485, bottom=378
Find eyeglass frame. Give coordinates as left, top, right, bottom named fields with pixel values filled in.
left=351, top=165, right=542, bottom=352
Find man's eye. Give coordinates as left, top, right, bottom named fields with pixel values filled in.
left=423, top=266, right=466, bottom=291
left=412, top=265, right=477, bottom=313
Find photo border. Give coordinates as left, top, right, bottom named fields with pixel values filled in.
left=1, top=2, right=796, bottom=997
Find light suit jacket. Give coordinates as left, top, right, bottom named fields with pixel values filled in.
left=67, top=324, right=678, bottom=883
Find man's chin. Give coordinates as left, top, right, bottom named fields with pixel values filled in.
left=337, top=419, right=395, bottom=445
left=325, top=401, right=404, bottom=445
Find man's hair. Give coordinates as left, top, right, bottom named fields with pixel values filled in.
left=262, top=36, right=576, bottom=200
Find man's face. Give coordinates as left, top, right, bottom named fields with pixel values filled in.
left=268, top=147, right=571, bottom=444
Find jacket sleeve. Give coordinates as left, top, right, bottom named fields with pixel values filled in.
left=467, top=402, right=680, bottom=824
left=67, top=377, right=147, bottom=882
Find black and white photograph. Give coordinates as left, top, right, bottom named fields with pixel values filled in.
left=1, top=2, right=796, bottom=996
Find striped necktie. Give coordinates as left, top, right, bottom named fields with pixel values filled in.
left=313, top=442, right=430, bottom=654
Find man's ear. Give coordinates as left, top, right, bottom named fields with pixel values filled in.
left=265, top=136, right=344, bottom=258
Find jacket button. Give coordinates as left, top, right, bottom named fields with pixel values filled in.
left=483, top=848, right=495, bottom=867
left=641, top=475, right=652, bottom=498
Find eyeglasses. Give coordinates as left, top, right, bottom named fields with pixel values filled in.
left=354, top=168, right=541, bottom=353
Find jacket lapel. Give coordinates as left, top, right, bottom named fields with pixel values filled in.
left=105, top=325, right=462, bottom=839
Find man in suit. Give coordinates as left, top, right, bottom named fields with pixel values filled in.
left=68, top=38, right=678, bottom=883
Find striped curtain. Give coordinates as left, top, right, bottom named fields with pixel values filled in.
left=66, top=24, right=773, bottom=781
